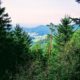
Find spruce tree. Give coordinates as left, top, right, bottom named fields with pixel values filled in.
left=0, top=2, right=12, bottom=80
left=56, top=16, right=74, bottom=47
left=7, top=24, right=32, bottom=80
left=13, top=24, right=31, bottom=62
left=0, top=4, right=11, bottom=38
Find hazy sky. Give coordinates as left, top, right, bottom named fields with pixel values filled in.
left=2, top=0, right=80, bottom=26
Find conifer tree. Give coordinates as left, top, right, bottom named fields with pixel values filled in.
left=56, top=16, right=74, bottom=47
left=0, top=2, right=11, bottom=37
left=10, top=24, right=32, bottom=79
left=47, top=23, right=56, bottom=55
left=0, top=1, right=12, bottom=80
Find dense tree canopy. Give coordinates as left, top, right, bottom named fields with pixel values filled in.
left=0, top=5, right=32, bottom=80
left=0, top=1, right=80, bottom=80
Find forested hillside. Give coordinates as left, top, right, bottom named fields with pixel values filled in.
left=0, top=0, right=80, bottom=80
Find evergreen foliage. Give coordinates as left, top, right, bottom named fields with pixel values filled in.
left=0, top=1, right=80, bottom=80
left=0, top=5, right=12, bottom=80
left=0, top=5, right=31, bottom=80
left=56, top=16, right=74, bottom=47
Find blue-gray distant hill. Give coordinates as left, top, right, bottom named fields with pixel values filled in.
left=23, top=25, right=50, bottom=35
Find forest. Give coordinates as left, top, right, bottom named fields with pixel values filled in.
left=0, top=0, right=80, bottom=80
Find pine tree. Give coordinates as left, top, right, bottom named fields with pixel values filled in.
left=56, top=16, right=74, bottom=47
left=0, top=4, right=11, bottom=38
left=0, top=2, right=12, bottom=80
left=12, top=24, right=32, bottom=71
left=10, top=25, right=32, bottom=80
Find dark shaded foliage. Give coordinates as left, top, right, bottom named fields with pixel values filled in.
left=76, top=0, right=80, bottom=3
left=0, top=1, right=80, bottom=80
left=56, top=16, right=74, bottom=48
left=0, top=5, right=32, bottom=79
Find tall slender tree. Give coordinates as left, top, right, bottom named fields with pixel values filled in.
left=47, top=23, right=56, bottom=55
left=0, top=1, right=12, bottom=80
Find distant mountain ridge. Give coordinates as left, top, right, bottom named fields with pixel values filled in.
left=20, top=24, right=80, bottom=42
left=23, top=25, right=50, bottom=35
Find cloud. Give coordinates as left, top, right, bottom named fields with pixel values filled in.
left=28, top=32, right=47, bottom=42
left=28, top=32, right=38, bottom=37
left=33, top=35, right=47, bottom=42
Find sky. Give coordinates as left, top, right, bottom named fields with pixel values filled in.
left=2, top=0, right=80, bottom=27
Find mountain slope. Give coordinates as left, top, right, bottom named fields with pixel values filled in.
left=23, top=25, right=50, bottom=35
